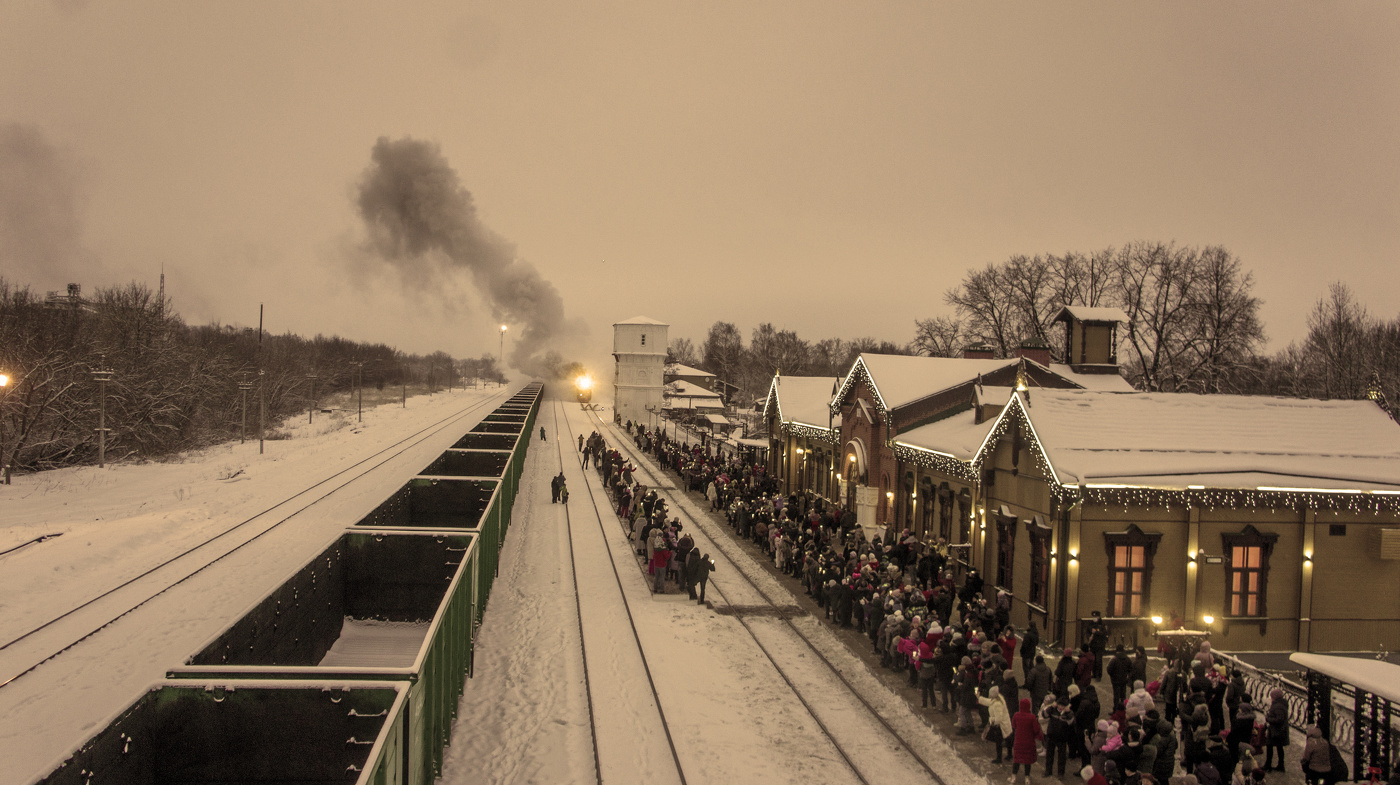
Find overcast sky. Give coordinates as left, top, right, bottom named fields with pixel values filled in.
left=3, top=2, right=1396, bottom=375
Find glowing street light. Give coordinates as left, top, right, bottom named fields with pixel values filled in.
left=0, top=371, right=10, bottom=484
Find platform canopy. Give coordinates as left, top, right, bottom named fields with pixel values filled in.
left=1289, top=652, right=1400, bottom=703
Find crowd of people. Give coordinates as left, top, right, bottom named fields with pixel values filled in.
left=570, top=418, right=1383, bottom=785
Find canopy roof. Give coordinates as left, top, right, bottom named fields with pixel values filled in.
left=1289, top=653, right=1400, bottom=704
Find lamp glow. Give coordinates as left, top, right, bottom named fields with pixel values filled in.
left=1151, top=615, right=1163, bottom=625
left=1202, top=615, right=1215, bottom=625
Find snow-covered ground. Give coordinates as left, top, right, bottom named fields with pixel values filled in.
left=0, top=386, right=512, bottom=783
left=4, top=386, right=992, bottom=785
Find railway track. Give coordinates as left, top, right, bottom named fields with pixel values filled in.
left=0, top=390, right=509, bottom=693
left=578, top=409, right=955, bottom=785
left=551, top=398, right=689, bottom=785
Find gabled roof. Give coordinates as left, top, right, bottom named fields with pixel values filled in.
left=664, top=363, right=715, bottom=378
left=614, top=315, right=668, bottom=326
left=834, top=354, right=1023, bottom=414
left=978, top=388, right=1400, bottom=492
left=664, top=379, right=722, bottom=400
left=1055, top=305, right=1129, bottom=324
left=764, top=375, right=840, bottom=431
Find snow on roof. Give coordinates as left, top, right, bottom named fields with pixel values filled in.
left=665, top=363, right=715, bottom=378
left=704, top=413, right=731, bottom=425
left=665, top=379, right=722, bottom=399
left=896, top=409, right=998, bottom=462
left=1057, top=305, right=1129, bottom=324
left=849, top=354, right=1019, bottom=411
left=770, top=376, right=840, bottom=430
left=614, top=315, right=668, bottom=326
left=1289, top=653, right=1400, bottom=704
left=1049, top=364, right=1137, bottom=392
left=1010, top=388, right=1400, bottom=490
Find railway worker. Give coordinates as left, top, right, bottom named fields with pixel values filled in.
left=540, top=426, right=546, bottom=441
left=578, top=433, right=585, bottom=452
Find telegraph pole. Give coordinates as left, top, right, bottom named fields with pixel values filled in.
left=238, top=376, right=254, bottom=443
left=91, top=357, right=114, bottom=468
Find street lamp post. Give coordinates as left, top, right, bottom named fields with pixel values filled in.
left=499, top=324, right=507, bottom=386
left=91, top=357, right=114, bottom=469
left=0, top=371, right=10, bottom=484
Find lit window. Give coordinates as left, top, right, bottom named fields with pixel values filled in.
left=1104, top=525, right=1161, bottom=617
left=1222, top=526, right=1277, bottom=618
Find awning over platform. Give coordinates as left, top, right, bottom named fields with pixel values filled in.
left=1289, top=653, right=1400, bottom=704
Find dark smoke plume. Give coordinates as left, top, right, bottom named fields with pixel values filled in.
left=356, top=136, right=573, bottom=376
left=0, top=124, right=94, bottom=285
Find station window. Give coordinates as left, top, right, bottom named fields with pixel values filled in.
left=641, top=333, right=646, bottom=346
left=1222, top=525, right=1278, bottom=618
left=1026, top=518, right=1052, bottom=607
left=1103, top=525, right=1161, bottom=617
left=995, top=511, right=1016, bottom=588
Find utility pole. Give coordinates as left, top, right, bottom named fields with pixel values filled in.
left=91, top=357, right=114, bottom=468
left=306, top=372, right=318, bottom=424
left=351, top=361, right=364, bottom=423
left=238, top=376, right=254, bottom=443
left=258, top=370, right=266, bottom=454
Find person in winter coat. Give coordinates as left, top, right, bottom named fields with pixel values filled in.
left=1108, top=645, right=1136, bottom=706
left=999, top=626, right=1018, bottom=670
left=1012, top=697, right=1045, bottom=778
left=1056, top=648, right=1079, bottom=697
left=956, top=657, right=981, bottom=735
left=1208, top=734, right=1237, bottom=781
left=1153, top=718, right=1179, bottom=784
left=1263, top=688, right=1289, bottom=771
left=918, top=643, right=939, bottom=708
left=687, top=552, right=715, bottom=602
left=1083, top=764, right=1109, bottom=785
left=980, top=685, right=1014, bottom=763
left=1078, top=648, right=1098, bottom=691
left=1044, top=695, right=1075, bottom=777
left=1027, top=654, right=1054, bottom=709
left=1228, top=695, right=1258, bottom=763
left=1075, top=684, right=1102, bottom=768
left=1301, top=726, right=1331, bottom=785
left=1126, top=679, right=1155, bottom=722
left=1020, top=623, right=1041, bottom=681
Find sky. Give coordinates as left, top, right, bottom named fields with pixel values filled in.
left=2, top=2, right=1397, bottom=376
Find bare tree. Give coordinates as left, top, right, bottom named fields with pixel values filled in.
left=944, top=263, right=1019, bottom=357
left=667, top=337, right=698, bottom=367
left=912, top=315, right=967, bottom=357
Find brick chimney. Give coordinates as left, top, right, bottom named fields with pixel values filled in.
left=962, top=342, right=996, bottom=360
left=1014, top=336, right=1052, bottom=367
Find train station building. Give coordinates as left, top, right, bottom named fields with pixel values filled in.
left=766, top=307, right=1400, bottom=654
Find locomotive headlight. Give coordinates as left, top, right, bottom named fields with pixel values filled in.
left=576, top=375, right=593, bottom=391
